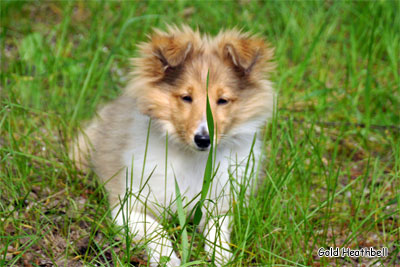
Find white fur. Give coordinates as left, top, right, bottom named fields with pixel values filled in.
left=109, top=108, right=262, bottom=266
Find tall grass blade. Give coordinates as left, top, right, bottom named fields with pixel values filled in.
left=193, top=70, right=214, bottom=225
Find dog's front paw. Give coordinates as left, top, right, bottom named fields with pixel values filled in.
left=161, top=254, right=181, bottom=267
left=149, top=252, right=181, bottom=267
left=217, top=252, right=232, bottom=267
left=205, top=242, right=232, bottom=267
left=168, top=255, right=182, bottom=267
left=204, top=216, right=233, bottom=266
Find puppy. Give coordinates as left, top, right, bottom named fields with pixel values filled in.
left=71, top=25, right=274, bottom=266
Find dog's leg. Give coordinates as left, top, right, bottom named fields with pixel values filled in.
left=113, top=207, right=181, bottom=267
left=203, top=215, right=232, bottom=266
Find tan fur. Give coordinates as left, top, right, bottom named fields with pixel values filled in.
left=71, top=96, right=138, bottom=206
left=71, top=25, right=274, bottom=266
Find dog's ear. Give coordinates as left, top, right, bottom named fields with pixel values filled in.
left=152, top=35, right=193, bottom=69
left=133, top=26, right=198, bottom=84
left=217, top=30, right=274, bottom=77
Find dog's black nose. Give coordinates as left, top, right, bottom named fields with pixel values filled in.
left=194, top=134, right=210, bottom=149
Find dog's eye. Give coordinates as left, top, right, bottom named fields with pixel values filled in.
left=217, top=98, right=229, bottom=105
left=181, top=95, right=192, bottom=103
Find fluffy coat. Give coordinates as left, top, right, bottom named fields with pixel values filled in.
left=72, top=25, right=274, bottom=266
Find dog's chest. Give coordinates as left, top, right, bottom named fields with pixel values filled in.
left=122, top=129, right=228, bottom=212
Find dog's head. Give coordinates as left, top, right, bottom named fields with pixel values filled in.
left=128, top=25, right=275, bottom=151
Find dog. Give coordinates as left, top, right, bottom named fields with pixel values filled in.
left=71, top=25, right=274, bottom=266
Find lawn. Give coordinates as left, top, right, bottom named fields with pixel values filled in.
left=1, top=1, right=399, bottom=266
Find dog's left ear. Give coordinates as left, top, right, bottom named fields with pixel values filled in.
left=217, top=30, right=274, bottom=76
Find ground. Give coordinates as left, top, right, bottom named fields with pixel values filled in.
left=1, top=1, right=399, bottom=266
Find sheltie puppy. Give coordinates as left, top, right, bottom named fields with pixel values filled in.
left=71, top=25, right=274, bottom=266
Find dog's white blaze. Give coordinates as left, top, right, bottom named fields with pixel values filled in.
left=195, top=117, right=209, bottom=136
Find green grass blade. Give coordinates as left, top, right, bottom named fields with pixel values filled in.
left=174, top=178, right=189, bottom=264
left=193, top=70, right=214, bottom=225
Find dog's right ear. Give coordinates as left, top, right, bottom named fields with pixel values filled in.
left=152, top=35, right=192, bottom=70
left=133, top=26, right=198, bottom=84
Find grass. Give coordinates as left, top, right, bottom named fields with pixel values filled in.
left=1, top=1, right=399, bottom=266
